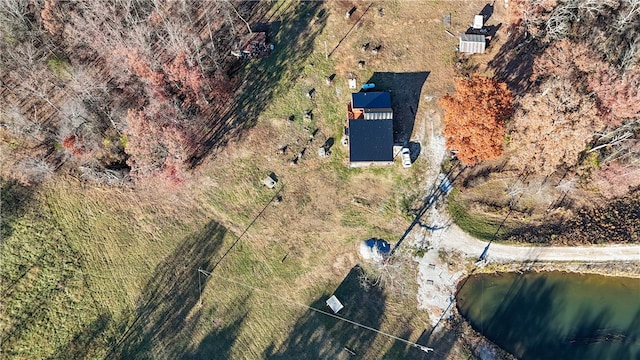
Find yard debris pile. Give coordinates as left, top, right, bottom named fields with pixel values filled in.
left=231, top=32, right=272, bottom=59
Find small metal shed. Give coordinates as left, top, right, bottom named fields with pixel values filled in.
left=459, top=34, right=486, bottom=54
left=473, top=15, right=484, bottom=29
left=326, top=295, right=344, bottom=313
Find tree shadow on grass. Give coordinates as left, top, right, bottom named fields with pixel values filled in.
left=0, top=180, right=35, bottom=241
left=185, top=316, right=245, bottom=359
left=263, top=265, right=387, bottom=359
left=184, top=295, right=250, bottom=360
left=188, top=2, right=328, bottom=168
left=505, top=189, right=640, bottom=245
left=47, top=313, right=112, bottom=360
left=106, top=221, right=228, bottom=359
left=364, top=72, right=430, bottom=145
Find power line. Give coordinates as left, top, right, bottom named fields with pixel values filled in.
left=198, top=184, right=283, bottom=306
left=197, top=269, right=434, bottom=354
left=210, top=185, right=284, bottom=273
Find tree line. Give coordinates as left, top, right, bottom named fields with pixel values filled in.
left=1, top=0, right=260, bottom=186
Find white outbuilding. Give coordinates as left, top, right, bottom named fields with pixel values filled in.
left=459, top=34, right=486, bottom=54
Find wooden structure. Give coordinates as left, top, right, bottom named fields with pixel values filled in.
left=232, top=32, right=272, bottom=58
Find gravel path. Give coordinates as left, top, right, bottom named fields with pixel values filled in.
left=441, top=223, right=640, bottom=263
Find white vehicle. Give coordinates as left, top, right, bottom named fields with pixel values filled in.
left=401, top=147, right=411, bottom=168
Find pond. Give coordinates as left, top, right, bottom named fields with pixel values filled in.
left=456, top=272, right=640, bottom=360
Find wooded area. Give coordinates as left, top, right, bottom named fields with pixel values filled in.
left=502, top=0, right=640, bottom=195
left=1, top=0, right=265, bottom=185
left=444, top=0, right=640, bottom=199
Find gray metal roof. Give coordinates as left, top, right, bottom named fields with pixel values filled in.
left=363, top=108, right=393, bottom=120
left=459, top=34, right=486, bottom=54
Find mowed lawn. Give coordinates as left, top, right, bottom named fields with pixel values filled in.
left=0, top=1, right=496, bottom=358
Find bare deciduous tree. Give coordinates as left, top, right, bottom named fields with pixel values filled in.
left=0, top=0, right=32, bottom=38
left=14, top=157, right=55, bottom=185
left=508, top=77, right=601, bottom=175
left=614, top=0, right=640, bottom=32
left=1, top=104, right=47, bottom=144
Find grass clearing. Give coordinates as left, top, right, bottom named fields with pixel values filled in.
left=447, top=188, right=526, bottom=242
left=47, top=54, right=72, bottom=79
left=447, top=188, right=506, bottom=241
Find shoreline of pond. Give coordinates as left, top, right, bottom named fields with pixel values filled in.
left=470, top=260, right=640, bottom=280
left=452, top=267, right=640, bottom=360
left=444, top=261, right=640, bottom=359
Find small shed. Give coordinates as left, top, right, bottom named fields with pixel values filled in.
left=262, top=173, right=277, bottom=189
left=473, top=14, right=484, bottom=29
left=459, top=34, right=486, bottom=54
left=326, top=295, right=344, bottom=313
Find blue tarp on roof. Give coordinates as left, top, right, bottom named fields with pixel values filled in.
left=351, top=92, right=391, bottom=109
left=348, top=119, right=393, bottom=163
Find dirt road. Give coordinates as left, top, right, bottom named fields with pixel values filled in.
left=441, top=223, right=640, bottom=263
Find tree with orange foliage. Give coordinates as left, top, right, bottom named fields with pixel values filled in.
left=165, top=51, right=204, bottom=106
left=439, top=76, right=514, bottom=166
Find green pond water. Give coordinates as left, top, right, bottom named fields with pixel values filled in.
left=456, top=272, right=640, bottom=360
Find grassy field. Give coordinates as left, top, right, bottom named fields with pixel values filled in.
left=0, top=1, right=499, bottom=359
left=0, top=173, right=430, bottom=359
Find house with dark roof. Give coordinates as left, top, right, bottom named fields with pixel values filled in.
left=346, top=92, right=394, bottom=167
